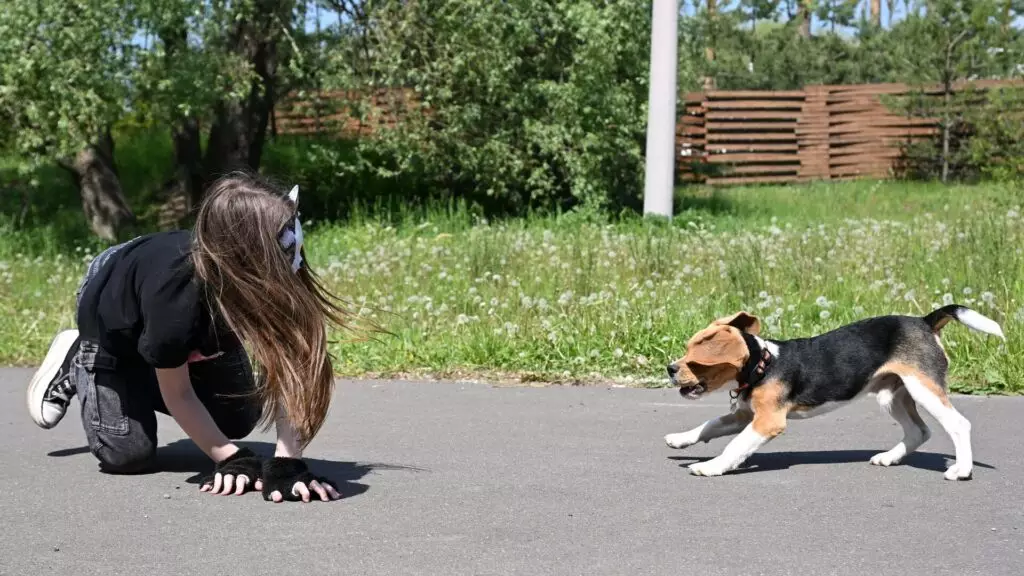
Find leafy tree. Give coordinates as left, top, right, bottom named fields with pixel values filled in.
left=893, top=0, right=1015, bottom=181
left=0, top=0, right=137, bottom=239
left=814, top=0, right=859, bottom=32
left=326, top=0, right=662, bottom=212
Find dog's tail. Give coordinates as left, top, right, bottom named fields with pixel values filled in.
left=923, top=304, right=1005, bottom=340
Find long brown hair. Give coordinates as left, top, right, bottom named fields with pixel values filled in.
left=192, top=173, right=351, bottom=447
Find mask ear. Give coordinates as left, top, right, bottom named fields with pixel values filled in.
left=686, top=326, right=748, bottom=370
left=713, top=311, right=761, bottom=335
left=288, top=185, right=299, bottom=206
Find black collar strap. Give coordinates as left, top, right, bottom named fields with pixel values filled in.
left=732, top=332, right=773, bottom=398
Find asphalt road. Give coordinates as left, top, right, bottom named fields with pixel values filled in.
left=1, top=369, right=1021, bottom=576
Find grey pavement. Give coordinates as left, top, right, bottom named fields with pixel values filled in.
left=1, top=368, right=1021, bottom=576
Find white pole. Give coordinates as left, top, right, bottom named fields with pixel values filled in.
left=642, top=0, right=678, bottom=218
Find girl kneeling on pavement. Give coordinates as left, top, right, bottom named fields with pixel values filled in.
left=27, top=174, right=347, bottom=503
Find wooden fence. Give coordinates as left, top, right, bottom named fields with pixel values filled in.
left=273, top=89, right=413, bottom=138
left=274, top=80, right=1021, bottom=186
left=678, top=79, right=1022, bottom=186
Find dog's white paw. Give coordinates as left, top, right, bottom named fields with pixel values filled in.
left=688, top=460, right=727, bottom=477
left=869, top=449, right=905, bottom=467
left=944, top=463, right=973, bottom=481
left=665, top=432, right=697, bottom=449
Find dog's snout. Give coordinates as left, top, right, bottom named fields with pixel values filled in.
left=667, top=364, right=679, bottom=377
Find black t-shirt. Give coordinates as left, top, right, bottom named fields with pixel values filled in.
left=76, top=230, right=240, bottom=368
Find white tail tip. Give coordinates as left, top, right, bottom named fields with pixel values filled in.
left=954, top=308, right=1006, bottom=340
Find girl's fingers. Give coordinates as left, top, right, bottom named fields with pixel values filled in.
left=254, top=479, right=263, bottom=491
left=271, top=490, right=283, bottom=503
left=308, top=480, right=329, bottom=502
left=211, top=472, right=223, bottom=494
left=292, top=482, right=311, bottom=503
left=220, top=474, right=235, bottom=495
left=200, top=482, right=212, bottom=492
left=234, top=475, right=249, bottom=495
left=323, top=483, right=342, bottom=500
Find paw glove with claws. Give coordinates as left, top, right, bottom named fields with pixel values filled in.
left=261, top=457, right=331, bottom=501
left=201, top=447, right=263, bottom=487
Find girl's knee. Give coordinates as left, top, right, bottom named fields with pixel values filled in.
left=93, top=440, right=156, bottom=474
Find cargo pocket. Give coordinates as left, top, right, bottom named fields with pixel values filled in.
left=78, top=342, right=130, bottom=437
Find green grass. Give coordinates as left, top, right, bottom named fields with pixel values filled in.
left=0, top=180, right=1021, bottom=393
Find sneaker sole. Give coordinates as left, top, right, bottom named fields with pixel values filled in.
left=27, top=329, right=80, bottom=428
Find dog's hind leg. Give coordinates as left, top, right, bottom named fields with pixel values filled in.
left=665, top=410, right=751, bottom=449
left=883, top=365, right=973, bottom=480
left=870, top=386, right=931, bottom=467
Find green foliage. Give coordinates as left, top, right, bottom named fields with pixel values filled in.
left=0, top=0, right=135, bottom=170
left=329, top=0, right=664, bottom=213
left=965, top=88, right=1024, bottom=181
left=131, top=1, right=255, bottom=124
left=890, top=0, right=1017, bottom=84
left=2, top=181, right=1021, bottom=392
left=1, top=0, right=1023, bottom=230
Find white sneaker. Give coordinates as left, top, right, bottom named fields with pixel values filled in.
left=27, top=329, right=81, bottom=429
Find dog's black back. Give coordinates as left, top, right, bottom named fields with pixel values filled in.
left=766, top=315, right=946, bottom=407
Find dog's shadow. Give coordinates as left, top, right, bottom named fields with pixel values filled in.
left=669, top=450, right=996, bottom=474
left=50, top=440, right=425, bottom=499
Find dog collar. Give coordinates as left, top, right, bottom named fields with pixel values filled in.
left=732, top=333, right=773, bottom=398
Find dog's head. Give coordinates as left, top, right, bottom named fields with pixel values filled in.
left=667, top=311, right=761, bottom=399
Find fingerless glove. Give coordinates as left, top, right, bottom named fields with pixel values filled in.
left=201, top=447, right=262, bottom=487
left=261, top=457, right=330, bottom=501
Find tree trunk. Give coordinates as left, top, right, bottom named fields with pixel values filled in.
left=870, top=0, right=881, bottom=26
left=174, top=118, right=204, bottom=208
left=160, top=22, right=204, bottom=210
left=703, top=0, right=717, bottom=91
left=941, top=82, right=951, bottom=183
left=203, top=0, right=290, bottom=180
left=797, top=1, right=812, bottom=38
left=158, top=117, right=204, bottom=228
left=64, top=132, right=134, bottom=241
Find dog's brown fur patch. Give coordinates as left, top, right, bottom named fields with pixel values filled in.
left=712, top=311, right=762, bottom=335
left=750, top=379, right=789, bottom=437
left=876, top=361, right=953, bottom=408
left=670, top=325, right=751, bottom=393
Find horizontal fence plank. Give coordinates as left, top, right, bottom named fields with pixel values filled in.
left=706, top=132, right=799, bottom=142
left=720, top=164, right=801, bottom=175
left=704, top=100, right=805, bottom=110
left=705, top=90, right=806, bottom=99
left=706, top=110, right=804, bottom=120
left=708, top=122, right=798, bottom=131
left=708, top=175, right=800, bottom=185
left=710, top=143, right=799, bottom=152
left=705, top=153, right=800, bottom=164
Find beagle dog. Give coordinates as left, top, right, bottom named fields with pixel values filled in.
left=664, top=305, right=1005, bottom=480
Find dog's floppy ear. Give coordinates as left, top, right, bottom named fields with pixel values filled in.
left=713, top=311, right=761, bottom=335
left=686, top=326, right=748, bottom=369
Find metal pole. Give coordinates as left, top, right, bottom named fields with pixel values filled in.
left=642, top=0, right=678, bottom=219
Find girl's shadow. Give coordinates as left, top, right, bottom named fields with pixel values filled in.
left=50, top=440, right=425, bottom=500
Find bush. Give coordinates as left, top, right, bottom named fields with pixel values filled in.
left=965, top=87, right=1024, bottom=182
left=331, top=0, right=662, bottom=215
left=894, top=87, right=1024, bottom=182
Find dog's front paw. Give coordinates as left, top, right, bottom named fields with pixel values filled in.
left=944, top=463, right=973, bottom=481
left=665, top=432, right=698, bottom=450
left=688, top=460, right=728, bottom=477
left=869, top=448, right=905, bottom=467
